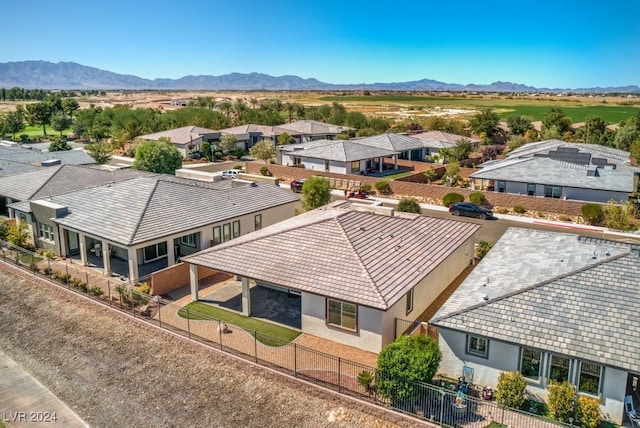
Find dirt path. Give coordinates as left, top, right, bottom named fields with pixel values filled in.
left=0, top=265, right=415, bottom=428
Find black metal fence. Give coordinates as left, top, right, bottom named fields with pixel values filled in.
left=1, top=242, right=570, bottom=428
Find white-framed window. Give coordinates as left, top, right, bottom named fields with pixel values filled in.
left=520, top=348, right=542, bottom=381
left=143, top=242, right=168, bottom=262
left=255, top=214, right=262, bottom=231
left=39, top=223, right=55, bottom=242
left=466, top=335, right=489, bottom=358
left=232, top=220, right=241, bottom=239
left=405, top=288, right=414, bottom=315
left=180, top=233, right=197, bottom=247
left=213, top=226, right=221, bottom=244
left=222, top=223, right=231, bottom=242
left=578, top=361, right=602, bottom=395
left=327, top=299, right=357, bottom=331
left=544, top=185, right=562, bottom=199
left=547, top=354, right=570, bottom=383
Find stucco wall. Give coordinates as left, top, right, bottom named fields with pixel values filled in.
left=301, top=292, right=383, bottom=353
left=150, top=263, right=220, bottom=295
left=438, top=328, right=628, bottom=424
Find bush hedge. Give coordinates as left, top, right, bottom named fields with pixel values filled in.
left=469, top=191, right=486, bottom=205
left=581, top=203, right=603, bottom=225
left=442, top=192, right=464, bottom=207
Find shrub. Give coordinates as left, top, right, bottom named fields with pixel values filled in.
left=234, top=149, right=245, bottom=160
left=43, top=267, right=53, bottom=276
left=375, top=180, right=391, bottom=195
left=137, top=282, right=151, bottom=295
left=558, top=215, right=572, bottom=222
left=547, top=381, right=576, bottom=423
left=513, top=205, right=527, bottom=214
left=36, top=248, right=56, bottom=259
left=575, top=395, right=601, bottom=428
left=602, top=200, right=635, bottom=231
left=396, top=198, right=421, bottom=214
left=469, top=191, right=486, bottom=205
left=233, top=164, right=243, bottom=170
left=442, top=192, right=464, bottom=207
left=357, top=370, right=375, bottom=395
left=495, top=207, right=509, bottom=214
left=581, top=203, right=604, bottom=225
left=495, top=371, right=527, bottom=409
left=360, top=184, right=372, bottom=193
left=89, top=286, right=104, bottom=297
left=259, top=166, right=270, bottom=176
left=475, top=241, right=493, bottom=259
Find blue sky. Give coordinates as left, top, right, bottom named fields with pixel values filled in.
left=3, top=0, right=639, bottom=88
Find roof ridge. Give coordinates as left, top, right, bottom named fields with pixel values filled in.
left=28, top=164, right=64, bottom=199
left=128, top=177, right=161, bottom=245
left=336, top=214, right=387, bottom=308
left=431, top=251, right=630, bottom=324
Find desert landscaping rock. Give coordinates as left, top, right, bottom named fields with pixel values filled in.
left=0, top=265, right=409, bottom=428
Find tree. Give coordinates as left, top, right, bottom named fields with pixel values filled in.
left=506, top=115, right=534, bottom=136
left=50, top=111, right=72, bottom=136
left=7, top=219, right=30, bottom=247
left=396, top=198, right=421, bottom=214
left=2, top=107, right=25, bottom=140
left=277, top=132, right=295, bottom=145
left=48, top=138, right=71, bottom=151
left=301, top=176, right=331, bottom=210
left=249, top=140, right=276, bottom=163
left=26, top=102, right=51, bottom=135
left=578, top=115, right=612, bottom=146
left=62, top=98, right=80, bottom=119
left=85, top=142, right=112, bottom=165
left=376, top=335, right=441, bottom=406
left=614, top=123, right=640, bottom=151
left=542, top=108, right=572, bottom=136
left=449, top=139, right=473, bottom=161
left=218, top=134, right=239, bottom=157
left=631, top=139, right=640, bottom=164
left=469, top=109, right=502, bottom=141
left=132, top=140, right=183, bottom=174
left=495, top=371, right=527, bottom=409
left=547, top=381, right=576, bottom=423
left=602, top=200, right=635, bottom=231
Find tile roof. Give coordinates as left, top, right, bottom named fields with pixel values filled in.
left=275, top=120, right=352, bottom=135
left=353, top=133, right=425, bottom=152
left=139, top=126, right=220, bottom=146
left=292, top=140, right=398, bottom=162
left=0, top=164, right=149, bottom=201
left=183, top=208, right=480, bottom=310
left=507, top=139, right=631, bottom=166
left=431, top=227, right=640, bottom=371
left=411, top=131, right=480, bottom=144
left=469, top=156, right=635, bottom=192
left=218, top=124, right=281, bottom=137
left=28, top=176, right=297, bottom=246
left=0, top=145, right=94, bottom=174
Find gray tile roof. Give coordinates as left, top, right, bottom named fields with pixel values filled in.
left=218, top=124, right=281, bottom=137
left=0, top=164, right=149, bottom=201
left=353, top=133, right=425, bottom=152
left=183, top=208, right=480, bottom=310
left=507, top=139, right=632, bottom=166
left=0, top=145, right=94, bottom=173
left=32, top=176, right=297, bottom=246
left=411, top=131, right=480, bottom=144
left=469, top=156, right=635, bottom=192
left=139, top=126, right=220, bottom=146
left=431, top=227, right=640, bottom=371
left=292, top=140, right=398, bottom=162
left=275, top=120, right=352, bottom=135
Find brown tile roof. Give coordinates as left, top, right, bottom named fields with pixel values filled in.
left=184, top=208, right=480, bottom=310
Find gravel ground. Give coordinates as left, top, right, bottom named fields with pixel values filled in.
left=0, top=265, right=417, bottom=428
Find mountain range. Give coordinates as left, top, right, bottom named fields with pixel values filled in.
left=1, top=61, right=639, bottom=94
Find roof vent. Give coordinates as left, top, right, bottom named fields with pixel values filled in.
left=482, top=294, right=489, bottom=301
left=41, top=159, right=61, bottom=167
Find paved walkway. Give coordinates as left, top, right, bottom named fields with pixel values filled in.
left=0, top=350, right=88, bottom=427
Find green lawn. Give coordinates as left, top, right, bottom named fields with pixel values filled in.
left=484, top=423, right=507, bottom=428
left=178, top=301, right=301, bottom=346
left=11, top=125, right=72, bottom=139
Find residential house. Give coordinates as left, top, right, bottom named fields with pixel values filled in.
left=7, top=173, right=300, bottom=281
left=216, top=124, right=282, bottom=153
left=183, top=203, right=480, bottom=353
left=138, top=126, right=222, bottom=158
left=470, top=140, right=639, bottom=203
left=275, top=120, right=352, bottom=144
left=278, top=139, right=399, bottom=174
left=411, top=131, right=481, bottom=159
left=0, top=145, right=95, bottom=177
left=353, top=133, right=430, bottom=161
left=430, top=227, right=640, bottom=424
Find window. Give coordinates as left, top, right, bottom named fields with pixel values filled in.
left=544, top=186, right=562, bottom=199
left=39, top=223, right=54, bottom=242
left=520, top=348, right=542, bottom=380
left=527, top=183, right=536, bottom=196
left=255, top=214, right=262, bottom=231
left=466, top=335, right=489, bottom=358
left=351, top=161, right=361, bottom=173
left=180, top=233, right=197, bottom=247
left=232, top=221, right=241, bottom=239
left=578, top=362, right=602, bottom=395
left=405, top=288, right=414, bottom=315
left=213, top=226, right=221, bottom=244
left=548, top=355, right=570, bottom=383
left=324, top=160, right=330, bottom=172
left=327, top=299, right=357, bottom=331
left=497, top=181, right=506, bottom=193
left=292, top=156, right=301, bottom=166
left=222, top=223, right=231, bottom=242
left=143, top=242, right=167, bottom=262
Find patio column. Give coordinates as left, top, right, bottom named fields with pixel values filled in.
left=127, top=248, right=139, bottom=282
left=379, top=157, right=383, bottom=173
left=101, top=240, right=111, bottom=276
left=394, top=155, right=398, bottom=170
left=189, top=264, right=199, bottom=301
left=166, top=238, right=175, bottom=266
left=241, top=276, right=251, bottom=316
left=78, top=233, right=87, bottom=266
left=58, top=226, right=67, bottom=257
left=201, top=227, right=213, bottom=250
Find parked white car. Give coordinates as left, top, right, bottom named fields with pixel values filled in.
left=220, top=169, right=240, bottom=179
